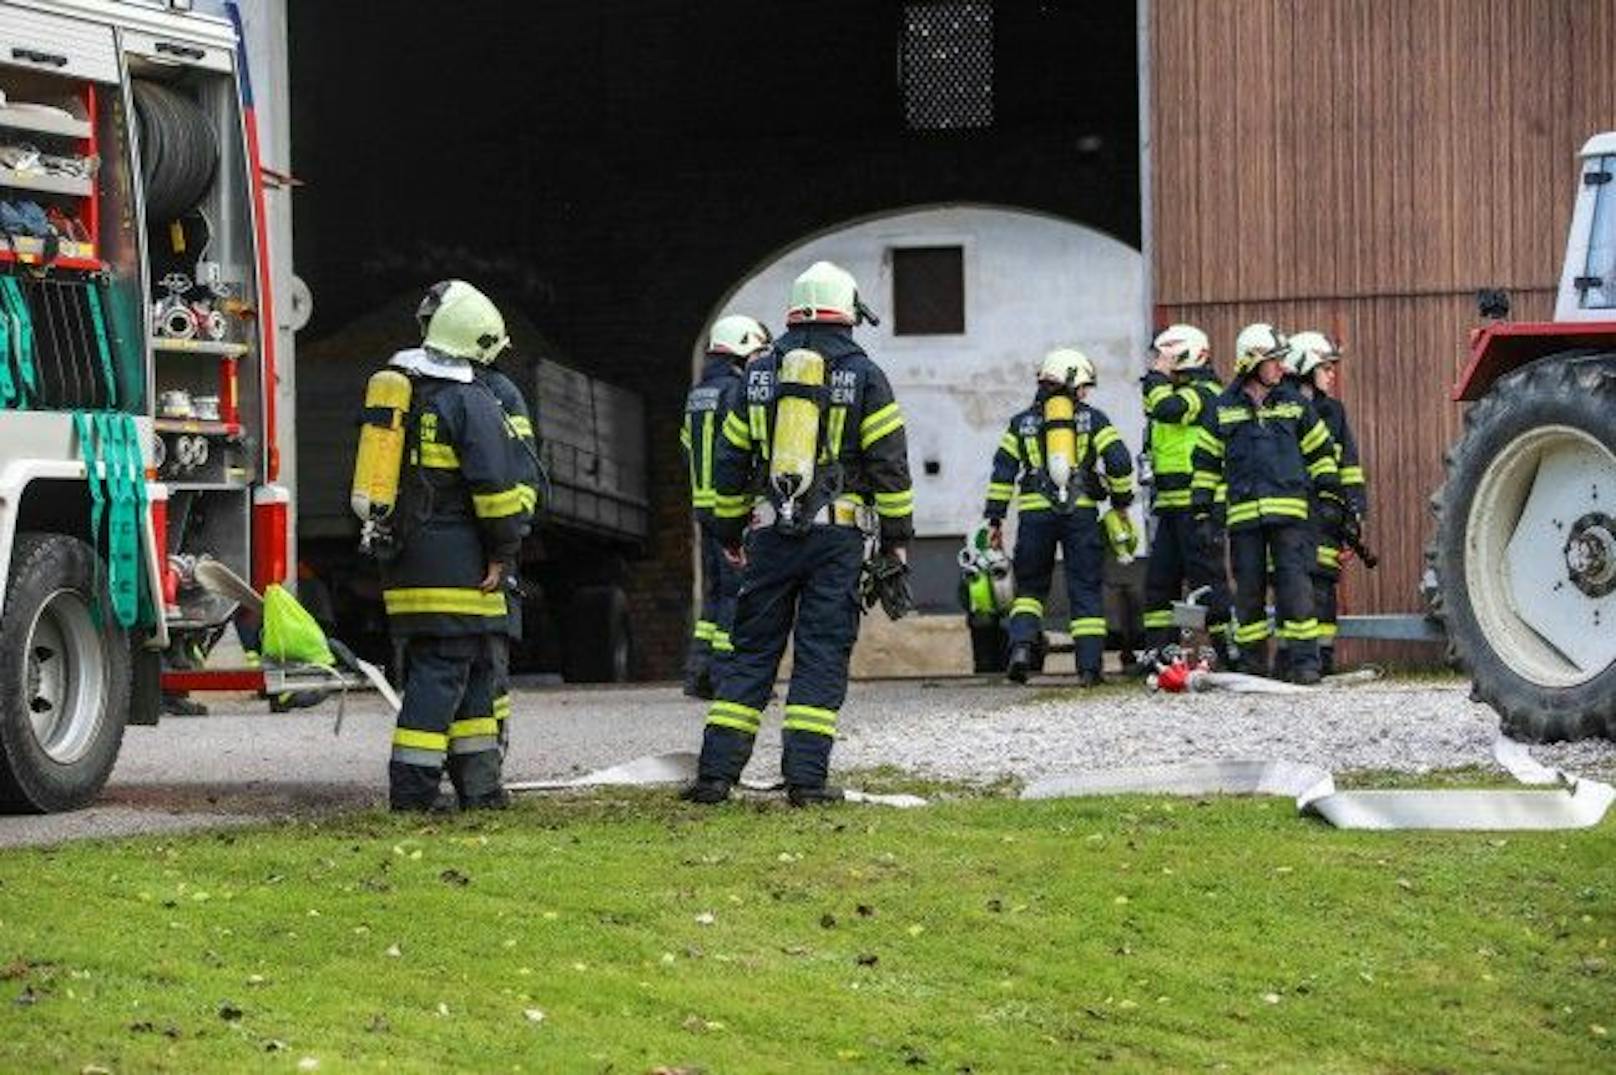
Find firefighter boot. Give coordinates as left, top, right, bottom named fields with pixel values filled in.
left=1319, top=646, right=1336, bottom=677
left=682, top=724, right=756, bottom=805
left=389, top=762, right=456, bottom=813
left=1234, top=641, right=1271, bottom=678
left=1006, top=642, right=1035, bottom=684
left=782, top=728, right=841, bottom=806
left=448, top=752, right=509, bottom=810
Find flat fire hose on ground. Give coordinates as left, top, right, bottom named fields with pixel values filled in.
left=1022, top=737, right=1615, bottom=831
left=504, top=752, right=928, bottom=808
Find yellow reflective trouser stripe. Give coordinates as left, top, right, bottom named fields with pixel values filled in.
left=998, top=431, right=1021, bottom=458
left=1011, top=597, right=1045, bottom=617
left=1069, top=617, right=1107, bottom=637
left=706, top=700, right=762, bottom=734
left=493, top=695, right=512, bottom=720
left=417, top=442, right=460, bottom=468
left=723, top=411, right=751, bottom=449
left=1316, top=622, right=1338, bottom=639
left=393, top=728, right=448, bottom=752
left=694, top=619, right=717, bottom=641
left=384, top=588, right=507, bottom=617
left=449, top=717, right=499, bottom=739
left=1143, top=609, right=1175, bottom=628
left=517, top=483, right=538, bottom=512
left=783, top=704, right=837, bottom=737
left=473, top=486, right=526, bottom=519
left=1279, top=619, right=1319, bottom=640
left=711, top=631, right=733, bottom=653
left=875, top=489, right=914, bottom=517
left=1155, top=489, right=1193, bottom=508
left=986, top=482, right=1014, bottom=502
left=1234, top=620, right=1271, bottom=644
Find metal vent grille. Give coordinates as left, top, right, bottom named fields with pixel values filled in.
left=901, top=2, right=994, bottom=131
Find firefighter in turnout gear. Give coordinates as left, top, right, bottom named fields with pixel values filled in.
left=684, top=262, right=913, bottom=806
left=682, top=314, right=772, bottom=699
left=1190, top=324, right=1341, bottom=683
left=1285, top=331, right=1368, bottom=675
left=474, top=357, right=541, bottom=750
left=984, top=348, right=1134, bottom=686
left=1139, top=324, right=1232, bottom=661
left=372, top=280, right=530, bottom=811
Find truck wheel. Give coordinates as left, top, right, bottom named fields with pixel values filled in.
left=1428, top=355, right=1616, bottom=742
left=562, top=585, right=633, bottom=683
left=0, top=534, right=131, bottom=812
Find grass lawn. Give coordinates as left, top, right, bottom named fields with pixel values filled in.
left=0, top=786, right=1611, bottom=1074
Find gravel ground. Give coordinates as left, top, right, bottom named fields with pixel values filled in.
left=2, top=674, right=1613, bottom=847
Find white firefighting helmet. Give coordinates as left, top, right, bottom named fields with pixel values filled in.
left=708, top=314, right=772, bottom=358
left=1038, top=347, right=1096, bottom=389
left=787, top=261, right=860, bottom=325
left=1285, top=330, right=1341, bottom=379
left=1233, top=322, right=1289, bottom=378
left=418, top=280, right=509, bottom=365
left=1152, top=323, right=1211, bottom=370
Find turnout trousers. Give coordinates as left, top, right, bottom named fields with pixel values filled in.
left=1228, top=521, right=1319, bottom=678
left=698, top=524, right=864, bottom=791
left=389, top=633, right=508, bottom=809
left=685, top=528, right=742, bottom=696
left=1141, top=510, right=1232, bottom=654
left=1006, top=507, right=1107, bottom=676
left=1311, top=516, right=1346, bottom=674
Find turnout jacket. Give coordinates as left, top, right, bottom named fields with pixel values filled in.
left=1141, top=367, right=1222, bottom=513
left=1314, top=394, right=1367, bottom=516
left=1190, top=380, right=1340, bottom=529
left=680, top=354, right=745, bottom=523
left=710, top=324, right=913, bottom=548
left=982, top=390, right=1134, bottom=520
left=475, top=364, right=541, bottom=640
left=379, top=356, right=529, bottom=638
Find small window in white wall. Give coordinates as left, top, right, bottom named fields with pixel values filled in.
left=892, top=246, right=965, bottom=335
left=901, top=2, right=994, bottom=131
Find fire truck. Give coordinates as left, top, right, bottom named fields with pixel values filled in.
left=0, top=0, right=288, bottom=811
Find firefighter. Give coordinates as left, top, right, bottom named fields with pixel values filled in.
left=1286, top=330, right=1367, bottom=675
left=375, top=280, right=529, bottom=811
left=983, top=348, right=1134, bottom=686
left=1190, top=324, right=1341, bottom=683
left=1138, top=324, right=1232, bottom=662
left=473, top=355, right=541, bottom=749
left=683, top=261, right=913, bottom=806
left=682, top=314, right=773, bottom=699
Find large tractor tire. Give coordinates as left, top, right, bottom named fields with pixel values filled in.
left=1428, top=355, right=1616, bottom=742
left=0, top=534, right=131, bottom=812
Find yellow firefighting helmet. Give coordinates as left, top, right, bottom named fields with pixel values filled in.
left=1151, top=323, right=1211, bottom=370
left=708, top=314, right=773, bottom=358
left=1233, top=322, right=1289, bottom=378
left=418, top=280, right=509, bottom=365
left=1285, top=330, right=1341, bottom=379
left=787, top=261, right=860, bottom=325
left=1038, top=347, right=1096, bottom=389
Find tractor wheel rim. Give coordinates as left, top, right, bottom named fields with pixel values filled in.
left=23, top=589, right=106, bottom=764
left=1467, top=424, right=1616, bottom=687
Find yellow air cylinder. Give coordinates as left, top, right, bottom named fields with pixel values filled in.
left=1043, top=393, right=1075, bottom=497
left=350, top=368, right=413, bottom=520
left=769, top=348, right=826, bottom=511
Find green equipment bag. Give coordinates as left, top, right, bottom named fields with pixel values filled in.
left=261, top=583, right=336, bottom=668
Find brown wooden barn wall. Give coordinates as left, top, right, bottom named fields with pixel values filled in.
left=1150, top=0, right=1616, bottom=646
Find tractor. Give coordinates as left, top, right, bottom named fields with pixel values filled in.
left=1429, top=132, right=1616, bottom=742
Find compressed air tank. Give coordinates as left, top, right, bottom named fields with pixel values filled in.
left=1043, top=393, right=1075, bottom=497
left=769, top=348, right=826, bottom=510
left=350, top=368, right=413, bottom=520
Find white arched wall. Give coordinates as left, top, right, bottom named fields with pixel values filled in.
left=702, top=204, right=1148, bottom=542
